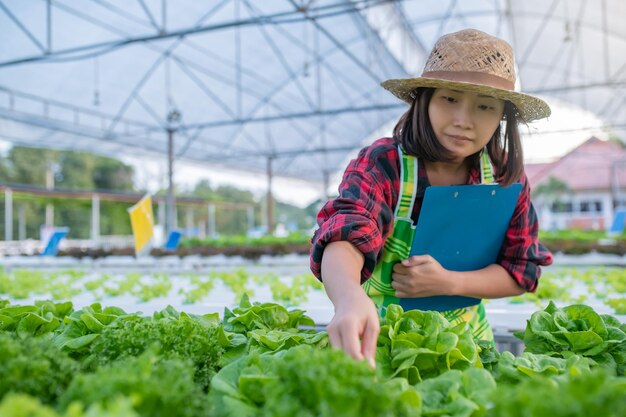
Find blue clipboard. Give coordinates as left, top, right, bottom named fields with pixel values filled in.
left=399, top=183, right=522, bottom=312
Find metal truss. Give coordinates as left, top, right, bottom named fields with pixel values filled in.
left=1, top=0, right=625, bottom=185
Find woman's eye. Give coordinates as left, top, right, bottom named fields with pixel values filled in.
left=478, top=104, right=494, bottom=111
left=442, top=96, right=456, bottom=103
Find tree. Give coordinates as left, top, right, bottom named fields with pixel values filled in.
left=533, top=176, right=571, bottom=212
left=189, top=179, right=214, bottom=199
left=0, top=146, right=136, bottom=239
left=0, top=156, right=11, bottom=182
left=57, top=151, right=96, bottom=189
left=93, top=156, right=135, bottom=191
left=533, top=176, right=570, bottom=196
left=0, top=146, right=135, bottom=192
left=2, top=146, right=58, bottom=186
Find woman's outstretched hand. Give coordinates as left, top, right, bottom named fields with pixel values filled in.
left=326, top=291, right=380, bottom=368
left=320, top=241, right=379, bottom=368
left=391, top=255, right=455, bottom=298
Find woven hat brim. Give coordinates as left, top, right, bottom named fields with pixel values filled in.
left=381, top=77, right=551, bottom=122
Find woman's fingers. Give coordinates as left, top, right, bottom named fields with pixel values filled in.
left=392, top=272, right=408, bottom=282
left=391, top=277, right=410, bottom=293
left=339, top=320, right=364, bottom=361
left=326, top=294, right=380, bottom=367
left=402, top=255, right=432, bottom=266
left=327, top=318, right=363, bottom=359
left=327, top=314, right=379, bottom=367
left=327, top=322, right=342, bottom=349
left=361, top=316, right=380, bottom=368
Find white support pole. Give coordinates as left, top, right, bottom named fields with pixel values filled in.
left=91, top=193, right=100, bottom=245
left=166, top=128, right=176, bottom=234
left=185, top=206, right=193, bottom=233
left=5, top=188, right=12, bottom=241
left=208, top=203, right=216, bottom=238
left=260, top=194, right=267, bottom=230
left=158, top=200, right=166, bottom=227
left=45, top=204, right=54, bottom=227
left=323, top=170, right=331, bottom=200
left=45, top=160, right=54, bottom=227
left=18, top=203, right=26, bottom=240
left=247, top=205, right=254, bottom=233
left=266, top=157, right=274, bottom=234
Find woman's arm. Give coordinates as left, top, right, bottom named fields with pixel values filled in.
left=392, top=255, right=524, bottom=298
left=310, top=139, right=399, bottom=285
left=321, top=241, right=380, bottom=368
left=310, top=139, right=400, bottom=366
left=498, top=175, right=553, bottom=292
left=450, top=263, right=525, bottom=298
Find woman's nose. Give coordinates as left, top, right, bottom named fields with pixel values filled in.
left=453, top=104, right=474, bottom=129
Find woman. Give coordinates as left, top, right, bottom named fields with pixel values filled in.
left=310, top=29, right=553, bottom=367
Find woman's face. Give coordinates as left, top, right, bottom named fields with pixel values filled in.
left=428, top=88, right=505, bottom=163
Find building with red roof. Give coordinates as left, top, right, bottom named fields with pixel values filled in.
left=526, top=137, right=626, bottom=230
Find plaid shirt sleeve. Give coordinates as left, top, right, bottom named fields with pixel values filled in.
left=310, top=139, right=400, bottom=283
left=497, top=173, right=554, bottom=292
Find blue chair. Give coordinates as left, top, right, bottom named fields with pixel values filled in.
left=609, top=209, right=626, bottom=234
left=40, top=227, right=69, bottom=256
left=163, top=230, right=182, bottom=251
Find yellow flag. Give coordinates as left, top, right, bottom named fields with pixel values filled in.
left=128, top=194, right=154, bottom=254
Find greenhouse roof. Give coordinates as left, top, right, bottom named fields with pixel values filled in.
left=1, top=0, right=625, bottom=185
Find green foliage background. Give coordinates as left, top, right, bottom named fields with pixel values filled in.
left=0, top=146, right=317, bottom=239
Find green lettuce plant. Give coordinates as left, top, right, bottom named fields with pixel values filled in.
left=413, top=368, right=496, bottom=417
left=606, top=297, right=626, bottom=315
left=0, top=333, right=79, bottom=404
left=222, top=294, right=315, bottom=334
left=0, top=393, right=140, bottom=417
left=487, top=368, right=626, bottom=417
left=218, top=294, right=317, bottom=366
left=0, top=300, right=73, bottom=338
left=514, top=301, right=626, bottom=375
left=376, top=304, right=479, bottom=384
left=209, top=345, right=422, bottom=417
left=88, top=306, right=223, bottom=390
left=53, top=303, right=131, bottom=357
left=489, top=351, right=595, bottom=384
left=58, top=352, right=209, bottom=417
left=246, top=328, right=328, bottom=355
left=475, top=339, right=499, bottom=371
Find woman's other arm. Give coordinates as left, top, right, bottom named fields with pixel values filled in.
left=392, top=173, right=552, bottom=299
left=392, top=255, right=524, bottom=298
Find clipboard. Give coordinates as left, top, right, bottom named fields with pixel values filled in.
left=399, top=183, right=522, bottom=312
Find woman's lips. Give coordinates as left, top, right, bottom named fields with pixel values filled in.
left=446, top=134, right=472, bottom=142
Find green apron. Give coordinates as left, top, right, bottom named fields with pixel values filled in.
left=362, top=146, right=496, bottom=341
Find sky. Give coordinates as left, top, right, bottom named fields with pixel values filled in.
left=521, top=97, right=608, bottom=163
left=129, top=96, right=610, bottom=208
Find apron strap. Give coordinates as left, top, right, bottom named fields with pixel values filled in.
left=480, top=149, right=496, bottom=184
left=395, top=145, right=419, bottom=220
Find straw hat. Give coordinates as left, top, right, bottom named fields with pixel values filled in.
left=381, top=29, right=551, bottom=122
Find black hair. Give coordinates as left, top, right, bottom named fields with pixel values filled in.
left=392, top=87, right=524, bottom=186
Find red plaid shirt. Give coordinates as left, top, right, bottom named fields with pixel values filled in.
left=310, top=137, right=553, bottom=292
